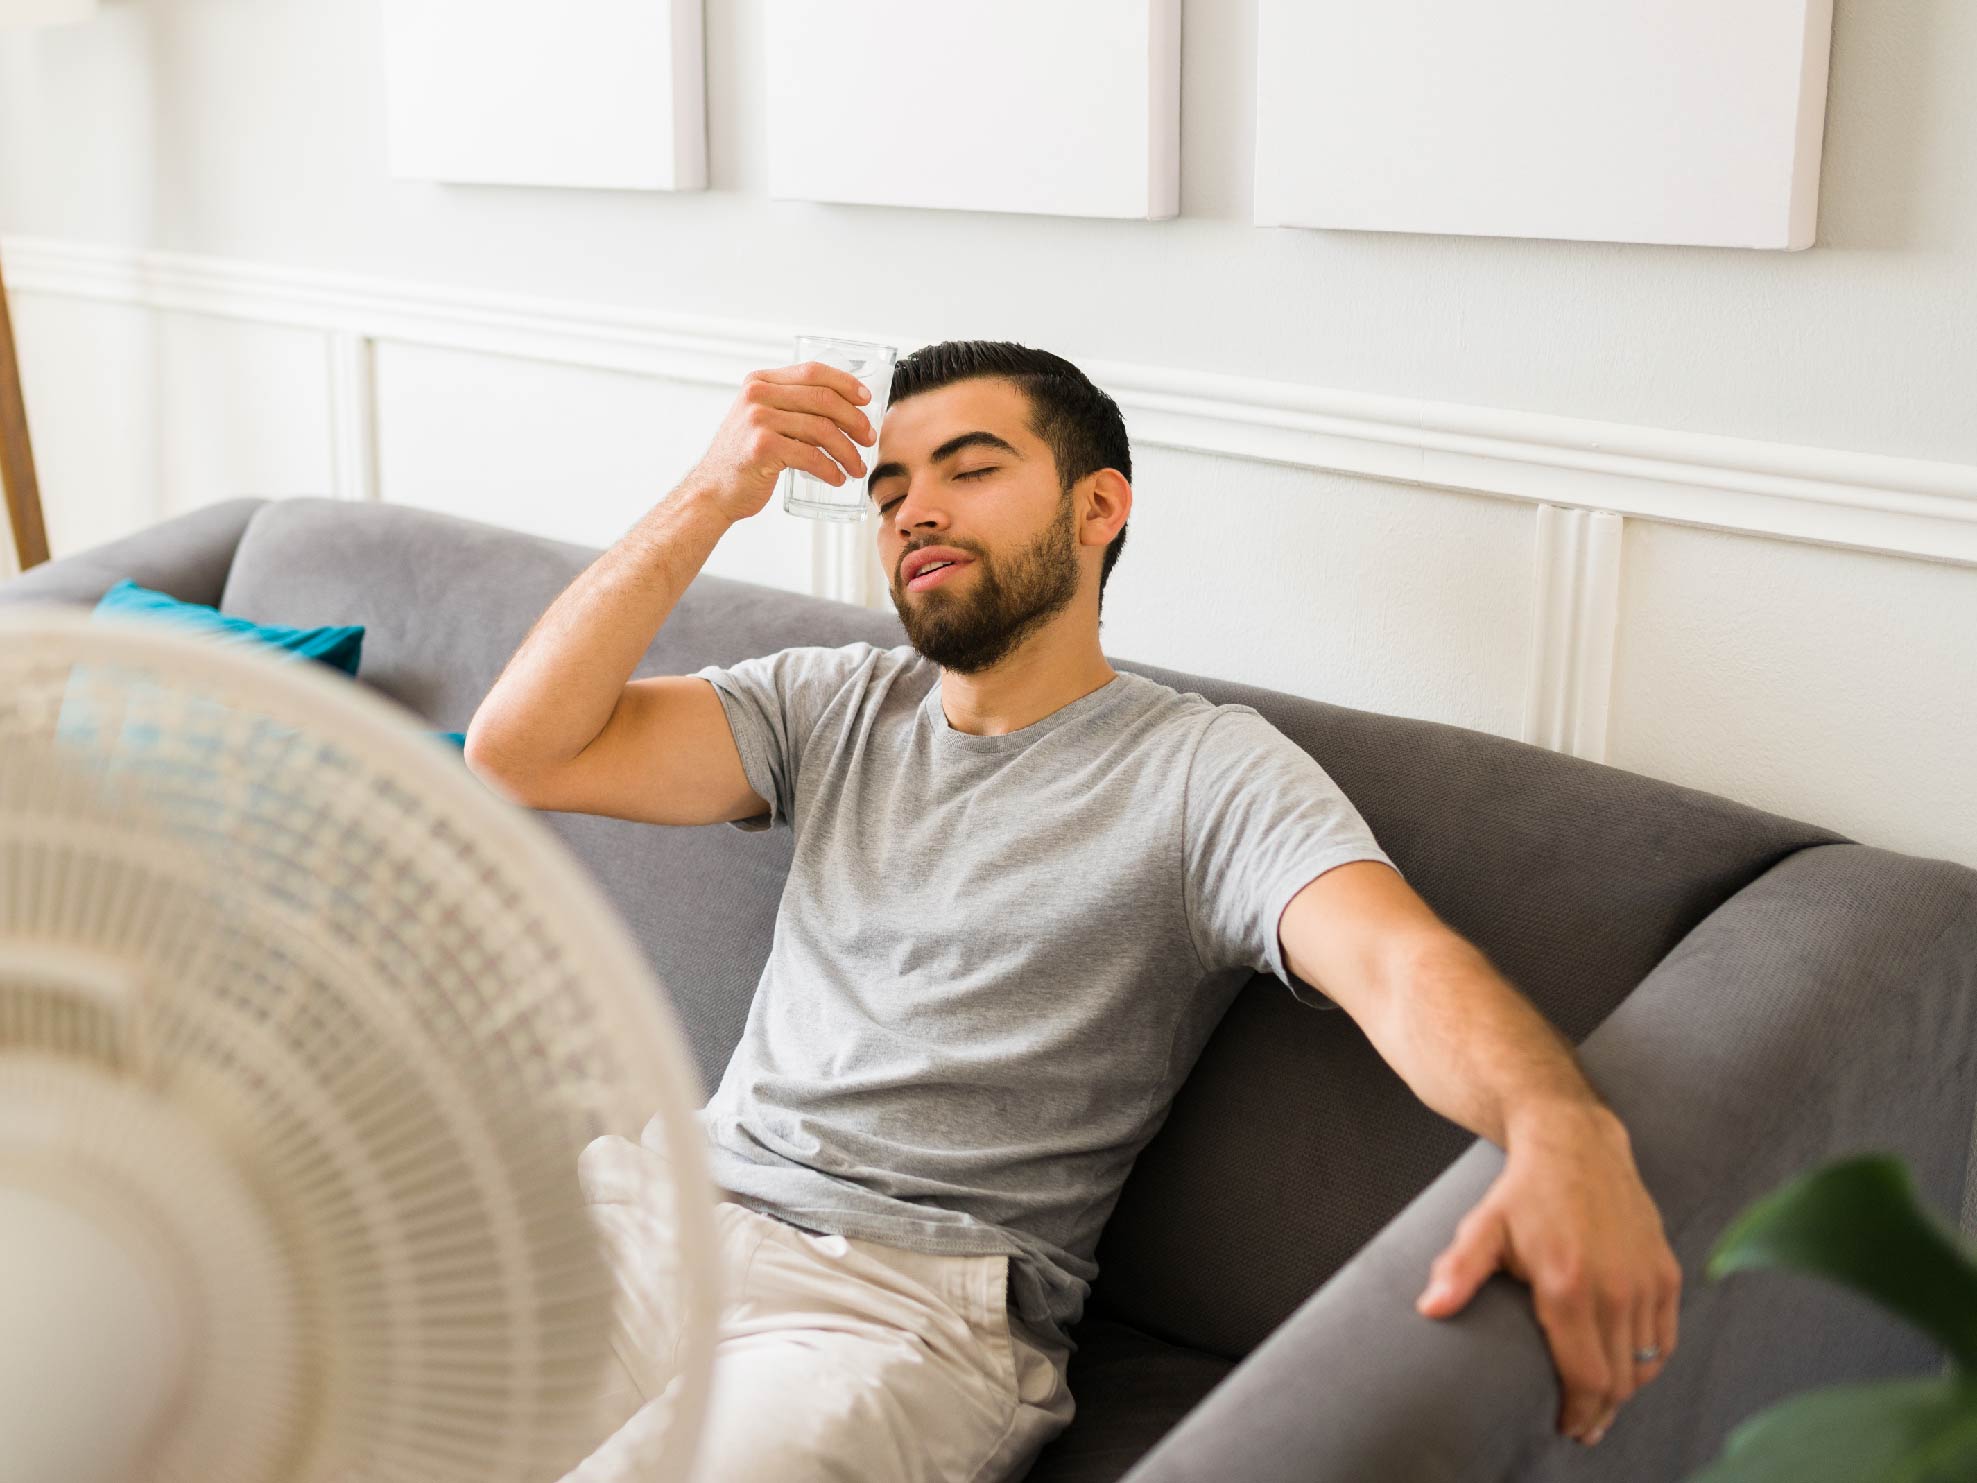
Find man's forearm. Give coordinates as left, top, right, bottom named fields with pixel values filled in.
left=466, top=483, right=733, bottom=779
left=1371, top=938, right=1615, bottom=1151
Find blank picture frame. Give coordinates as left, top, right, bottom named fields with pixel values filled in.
left=0, top=0, right=98, bottom=23
left=1255, top=0, right=1836, bottom=250
left=380, top=0, right=706, bottom=191
left=765, top=0, right=1180, bottom=221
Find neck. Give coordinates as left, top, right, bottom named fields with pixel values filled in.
left=935, top=636, right=1117, bottom=736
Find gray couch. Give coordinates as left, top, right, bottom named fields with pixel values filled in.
left=7, top=493, right=1976, bottom=1483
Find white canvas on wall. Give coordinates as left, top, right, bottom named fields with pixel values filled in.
left=765, top=0, right=1180, bottom=221
left=1255, top=0, right=1835, bottom=250
left=380, top=0, right=705, bottom=191
left=0, top=0, right=98, bottom=25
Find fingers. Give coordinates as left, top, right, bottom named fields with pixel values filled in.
left=1636, top=1286, right=1668, bottom=1385
left=1587, top=1279, right=1634, bottom=1445
left=1653, top=1252, right=1681, bottom=1381
left=1423, top=1210, right=1486, bottom=1320
left=769, top=431, right=853, bottom=487
left=1574, top=1290, right=1658, bottom=1448
left=1545, top=1269, right=1677, bottom=1447
left=762, top=408, right=870, bottom=480
left=743, top=374, right=878, bottom=449
left=1584, top=1402, right=1618, bottom=1448
left=750, top=358, right=873, bottom=399
left=1533, top=1273, right=1611, bottom=1443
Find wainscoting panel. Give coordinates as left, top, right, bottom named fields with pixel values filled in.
left=9, top=292, right=160, bottom=559
left=1106, top=445, right=1538, bottom=739
left=11, top=291, right=333, bottom=556
left=1610, top=520, right=1977, bottom=869
left=153, top=310, right=335, bottom=527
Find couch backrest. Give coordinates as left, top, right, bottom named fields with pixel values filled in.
left=217, top=496, right=1852, bottom=1359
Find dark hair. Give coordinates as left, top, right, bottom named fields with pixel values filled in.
left=889, top=341, right=1130, bottom=613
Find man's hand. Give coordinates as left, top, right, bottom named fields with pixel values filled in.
left=1413, top=1106, right=1681, bottom=1446
left=681, top=362, right=877, bottom=525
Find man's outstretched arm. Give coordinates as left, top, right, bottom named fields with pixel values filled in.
left=1277, top=860, right=1682, bottom=1450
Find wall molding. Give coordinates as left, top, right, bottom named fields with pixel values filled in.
left=325, top=329, right=378, bottom=504
left=1523, top=507, right=1625, bottom=761
left=8, top=235, right=1975, bottom=574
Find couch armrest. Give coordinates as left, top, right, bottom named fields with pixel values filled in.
left=0, top=497, right=268, bottom=610
left=1120, top=841, right=1977, bottom=1483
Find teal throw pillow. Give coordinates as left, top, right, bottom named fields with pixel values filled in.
left=55, top=580, right=462, bottom=809
left=91, top=578, right=365, bottom=676
left=52, top=580, right=367, bottom=800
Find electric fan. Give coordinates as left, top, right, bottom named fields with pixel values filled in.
left=0, top=604, right=720, bottom=1483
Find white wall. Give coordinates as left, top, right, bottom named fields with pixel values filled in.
left=2, top=0, right=1973, bottom=875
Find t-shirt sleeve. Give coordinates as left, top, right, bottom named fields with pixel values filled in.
left=688, top=642, right=875, bottom=833
left=1183, top=706, right=1401, bottom=1010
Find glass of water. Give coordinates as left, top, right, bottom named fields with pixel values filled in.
left=781, top=335, right=897, bottom=522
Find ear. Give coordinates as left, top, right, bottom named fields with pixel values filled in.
left=1081, top=468, right=1131, bottom=546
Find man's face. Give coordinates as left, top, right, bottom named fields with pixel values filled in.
left=869, top=378, right=1086, bottom=676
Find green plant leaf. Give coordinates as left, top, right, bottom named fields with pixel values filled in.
left=1707, top=1154, right=1977, bottom=1372
left=1683, top=1375, right=1977, bottom=1483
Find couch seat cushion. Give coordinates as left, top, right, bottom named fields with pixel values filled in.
left=1025, top=1317, right=1234, bottom=1483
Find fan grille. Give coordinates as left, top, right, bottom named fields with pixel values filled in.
left=0, top=609, right=719, bottom=1483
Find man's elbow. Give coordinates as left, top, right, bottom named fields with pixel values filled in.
left=461, top=717, right=542, bottom=799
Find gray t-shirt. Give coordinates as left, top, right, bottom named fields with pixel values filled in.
left=687, top=641, right=1400, bottom=1354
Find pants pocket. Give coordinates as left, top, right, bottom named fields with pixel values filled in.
left=579, top=1134, right=772, bottom=1399
left=981, top=1254, right=1021, bottom=1407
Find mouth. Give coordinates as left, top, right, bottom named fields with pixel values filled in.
left=906, top=559, right=972, bottom=592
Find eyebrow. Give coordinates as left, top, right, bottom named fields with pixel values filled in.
left=868, top=431, right=1023, bottom=498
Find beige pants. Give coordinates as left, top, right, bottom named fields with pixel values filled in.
left=560, top=1130, right=1077, bottom=1483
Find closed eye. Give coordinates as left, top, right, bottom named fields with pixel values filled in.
left=877, top=467, right=995, bottom=515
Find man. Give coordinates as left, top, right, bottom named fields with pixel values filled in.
left=466, top=341, right=1680, bottom=1483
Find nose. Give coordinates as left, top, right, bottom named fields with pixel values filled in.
left=887, top=487, right=949, bottom=541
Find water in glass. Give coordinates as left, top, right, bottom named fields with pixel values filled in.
left=781, top=335, right=898, bottom=522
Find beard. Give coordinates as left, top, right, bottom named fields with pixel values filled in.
left=891, top=485, right=1083, bottom=676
